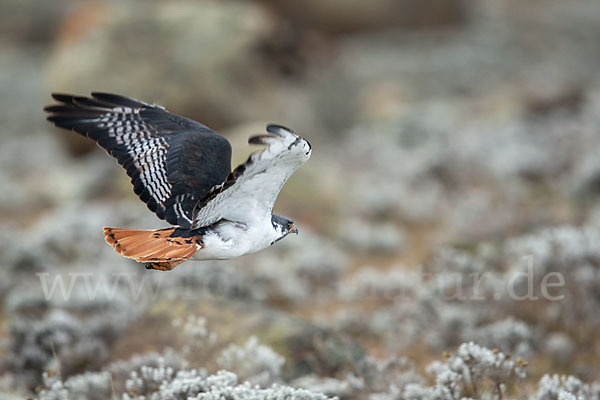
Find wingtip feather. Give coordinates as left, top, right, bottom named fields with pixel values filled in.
left=266, top=124, right=295, bottom=137
left=91, top=92, right=146, bottom=108
left=249, top=124, right=297, bottom=145
left=50, top=93, right=76, bottom=103
left=248, top=134, right=274, bottom=145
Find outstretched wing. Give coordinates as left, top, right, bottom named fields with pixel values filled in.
left=45, top=92, right=232, bottom=229
left=192, top=124, right=311, bottom=229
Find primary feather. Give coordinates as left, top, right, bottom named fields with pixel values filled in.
left=45, top=92, right=232, bottom=228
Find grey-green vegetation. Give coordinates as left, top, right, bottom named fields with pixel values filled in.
left=1, top=0, right=600, bottom=398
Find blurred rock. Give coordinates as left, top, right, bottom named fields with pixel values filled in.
left=0, top=0, right=78, bottom=44
left=522, top=81, right=584, bottom=116
left=46, top=0, right=322, bottom=135
left=259, top=0, right=467, bottom=33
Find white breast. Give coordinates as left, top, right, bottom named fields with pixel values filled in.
left=191, top=219, right=278, bottom=261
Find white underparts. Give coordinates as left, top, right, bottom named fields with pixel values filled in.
left=191, top=219, right=283, bottom=261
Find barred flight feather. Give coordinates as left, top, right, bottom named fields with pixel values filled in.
left=45, top=93, right=232, bottom=229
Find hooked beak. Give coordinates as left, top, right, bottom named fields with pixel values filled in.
left=288, top=223, right=298, bottom=235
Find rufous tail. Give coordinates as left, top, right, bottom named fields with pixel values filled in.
left=103, top=227, right=203, bottom=271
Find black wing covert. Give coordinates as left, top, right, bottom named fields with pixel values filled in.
left=44, top=92, right=232, bottom=229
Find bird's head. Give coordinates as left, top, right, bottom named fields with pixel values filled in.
left=271, top=215, right=298, bottom=244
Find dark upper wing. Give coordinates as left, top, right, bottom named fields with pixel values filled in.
left=44, top=92, right=232, bottom=228
left=192, top=124, right=311, bottom=229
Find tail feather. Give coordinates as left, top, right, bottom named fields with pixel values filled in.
left=103, top=227, right=202, bottom=270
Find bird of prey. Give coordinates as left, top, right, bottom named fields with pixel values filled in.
left=44, top=92, right=311, bottom=271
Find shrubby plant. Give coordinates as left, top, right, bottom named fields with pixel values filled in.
left=4, top=5, right=600, bottom=397
left=35, top=353, right=333, bottom=400
left=217, top=336, right=285, bottom=387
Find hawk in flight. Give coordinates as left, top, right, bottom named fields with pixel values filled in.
left=45, top=93, right=311, bottom=271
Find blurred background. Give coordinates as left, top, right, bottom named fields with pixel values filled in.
left=1, top=0, right=600, bottom=398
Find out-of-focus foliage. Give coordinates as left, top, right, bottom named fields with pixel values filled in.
left=1, top=0, right=600, bottom=398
